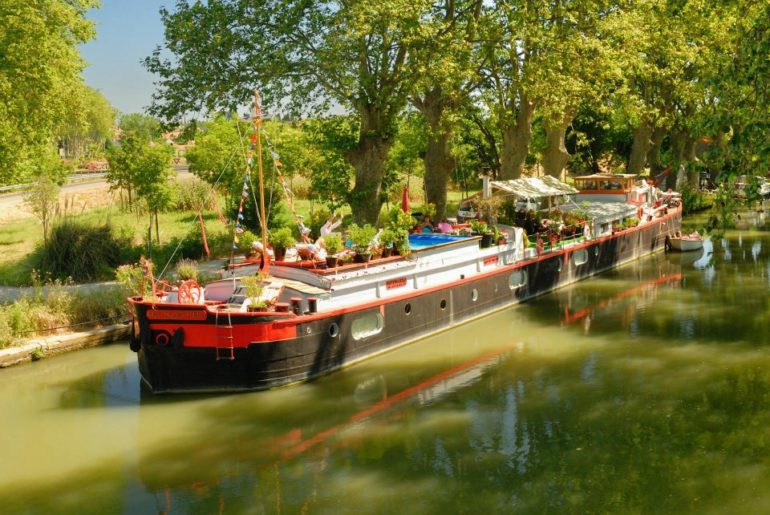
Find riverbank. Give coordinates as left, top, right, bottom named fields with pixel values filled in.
left=0, top=323, right=129, bottom=368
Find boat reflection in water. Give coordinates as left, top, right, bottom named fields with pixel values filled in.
left=133, top=257, right=689, bottom=514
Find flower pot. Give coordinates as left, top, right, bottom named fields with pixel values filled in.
left=247, top=305, right=268, bottom=313
left=480, top=233, right=494, bottom=248
left=353, top=253, right=372, bottom=263
left=382, top=247, right=393, bottom=258
left=274, top=248, right=287, bottom=261
left=325, top=256, right=339, bottom=268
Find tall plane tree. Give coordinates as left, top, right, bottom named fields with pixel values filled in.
left=146, top=0, right=431, bottom=223
left=618, top=0, right=721, bottom=179
left=410, top=0, right=483, bottom=218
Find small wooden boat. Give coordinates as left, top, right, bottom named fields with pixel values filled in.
left=668, top=232, right=703, bottom=252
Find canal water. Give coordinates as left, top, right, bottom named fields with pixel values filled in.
left=3, top=222, right=770, bottom=514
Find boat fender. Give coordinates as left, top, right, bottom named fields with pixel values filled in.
left=536, top=236, right=544, bottom=255
left=171, top=328, right=185, bottom=348
left=129, top=319, right=140, bottom=353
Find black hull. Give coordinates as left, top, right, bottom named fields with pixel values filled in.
left=134, top=211, right=680, bottom=393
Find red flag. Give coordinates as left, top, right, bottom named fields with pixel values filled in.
left=401, top=185, right=410, bottom=213
left=197, top=211, right=210, bottom=257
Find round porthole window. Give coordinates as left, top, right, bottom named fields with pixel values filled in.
left=471, top=289, right=479, bottom=302
left=328, top=323, right=340, bottom=338
left=440, top=299, right=447, bottom=310
left=405, top=303, right=412, bottom=315
left=508, top=270, right=527, bottom=290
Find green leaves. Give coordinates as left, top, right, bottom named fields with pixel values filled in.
left=0, top=0, right=98, bottom=184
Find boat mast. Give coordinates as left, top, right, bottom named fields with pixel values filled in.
left=253, top=89, right=270, bottom=277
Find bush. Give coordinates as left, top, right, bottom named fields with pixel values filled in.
left=270, top=227, right=296, bottom=249
left=175, top=259, right=199, bottom=281
left=38, top=221, right=127, bottom=282
left=290, top=176, right=312, bottom=200
left=173, top=179, right=215, bottom=211
left=306, top=207, right=332, bottom=239
left=68, top=287, right=128, bottom=325
left=116, top=263, right=147, bottom=297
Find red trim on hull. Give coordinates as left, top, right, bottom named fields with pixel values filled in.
left=148, top=321, right=297, bottom=347
left=274, top=206, right=681, bottom=327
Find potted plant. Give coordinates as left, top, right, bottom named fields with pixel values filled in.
left=175, top=258, right=199, bottom=282
left=492, top=226, right=506, bottom=245
left=270, top=227, right=296, bottom=261
left=324, top=233, right=343, bottom=268
left=385, top=207, right=413, bottom=256
left=241, top=274, right=270, bottom=312
left=470, top=220, right=494, bottom=248
left=349, top=223, right=377, bottom=262
left=379, top=228, right=397, bottom=257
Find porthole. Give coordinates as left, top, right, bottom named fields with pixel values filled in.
left=328, top=323, right=340, bottom=338
left=594, top=246, right=600, bottom=257
left=471, top=289, right=479, bottom=302
left=508, top=270, right=527, bottom=290
left=404, top=303, right=412, bottom=315
left=573, top=249, right=589, bottom=266
left=555, top=259, right=562, bottom=272
left=440, top=299, right=447, bottom=310
left=352, top=313, right=384, bottom=340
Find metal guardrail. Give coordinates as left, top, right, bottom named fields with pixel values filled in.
left=0, top=184, right=26, bottom=193
left=0, top=173, right=108, bottom=194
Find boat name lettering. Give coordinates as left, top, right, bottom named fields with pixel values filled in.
left=483, top=256, right=499, bottom=266
left=386, top=277, right=408, bottom=290
left=147, top=310, right=208, bottom=321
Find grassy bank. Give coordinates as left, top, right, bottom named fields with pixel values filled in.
left=0, top=176, right=470, bottom=286
left=0, top=278, right=128, bottom=349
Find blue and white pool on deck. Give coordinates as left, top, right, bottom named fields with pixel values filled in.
left=408, top=233, right=469, bottom=250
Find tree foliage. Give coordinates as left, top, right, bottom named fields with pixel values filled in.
left=145, top=0, right=770, bottom=224
left=0, top=0, right=98, bottom=185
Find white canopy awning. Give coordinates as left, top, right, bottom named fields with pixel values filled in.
left=491, top=176, right=579, bottom=199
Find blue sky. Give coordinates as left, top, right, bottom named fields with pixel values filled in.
left=80, top=1, right=169, bottom=114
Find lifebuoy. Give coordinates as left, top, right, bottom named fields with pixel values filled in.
left=178, top=279, right=202, bottom=304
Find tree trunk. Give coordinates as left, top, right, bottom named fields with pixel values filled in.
left=499, top=99, right=535, bottom=180
left=346, top=108, right=394, bottom=224
left=154, top=209, right=160, bottom=245
left=646, top=126, right=667, bottom=175
left=542, top=116, right=573, bottom=179
left=415, top=88, right=454, bottom=220
left=669, top=129, right=697, bottom=190
left=627, top=123, right=654, bottom=175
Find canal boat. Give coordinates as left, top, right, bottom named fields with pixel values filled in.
left=127, top=96, right=682, bottom=393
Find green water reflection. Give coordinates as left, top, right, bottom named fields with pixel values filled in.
left=3, top=225, right=770, bottom=514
